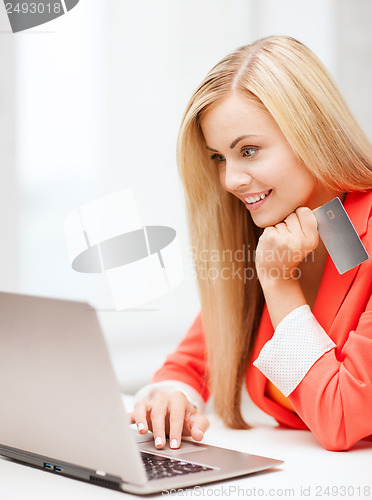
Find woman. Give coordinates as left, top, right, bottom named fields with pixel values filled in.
left=131, top=35, right=372, bottom=451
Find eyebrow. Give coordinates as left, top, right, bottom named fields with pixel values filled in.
left=205, top=134, right=262, bottom=152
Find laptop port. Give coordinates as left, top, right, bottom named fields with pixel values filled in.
left=54, top=466, right=62, bottom=472
left=44, top=463, right=53, bottom=470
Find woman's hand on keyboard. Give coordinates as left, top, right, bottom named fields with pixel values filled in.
left=130, top=391, right=210, bottom=450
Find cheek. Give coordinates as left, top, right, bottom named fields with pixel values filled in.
left=289, top=169, right=317, bottom=199
left=218, top=168, right=228, bottom=191
left=273, top=157, right=314, bottom=192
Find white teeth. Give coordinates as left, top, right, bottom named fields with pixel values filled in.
left=244, top=190, right=270, bottom=204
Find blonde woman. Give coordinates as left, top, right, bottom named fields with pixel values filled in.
left=131, top=36, right=372, bottom=451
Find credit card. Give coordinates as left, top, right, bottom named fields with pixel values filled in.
left=313, top=197, right=369, bottom=274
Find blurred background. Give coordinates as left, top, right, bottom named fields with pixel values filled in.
left=0, top=0, right=371, bottom=393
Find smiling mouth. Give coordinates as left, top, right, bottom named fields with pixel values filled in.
left=243, top=189, right=272, bottom=204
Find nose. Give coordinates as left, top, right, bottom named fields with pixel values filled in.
left=223, top=161, right=252, bottom=192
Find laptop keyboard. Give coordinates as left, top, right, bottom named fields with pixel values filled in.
left=141, top=452, right=213, bottom=481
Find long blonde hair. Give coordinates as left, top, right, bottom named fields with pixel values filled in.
left=177, top=35, right=372, bottom=428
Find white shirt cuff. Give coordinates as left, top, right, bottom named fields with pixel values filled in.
left=134, top=380, right=205, bottom=413
left=253, top=305, right=336, bottom=397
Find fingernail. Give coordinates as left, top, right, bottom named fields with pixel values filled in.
left=137, top=423, right=145, bottom=432
left=170, top=439, right=178, bottom=449
left=155, top=437, right=163, bottom=447
left=195, top=427, right=204, bottom=439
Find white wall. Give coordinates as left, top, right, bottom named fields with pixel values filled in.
left=250, top=0, right=337, bottom=73
left=334, top=0, right=372, bottom=140
left=15, top=0, right=105, bottom=301
left=3, top=0, right=371, bottom=393
left=0, top=11, right=18, bottom=292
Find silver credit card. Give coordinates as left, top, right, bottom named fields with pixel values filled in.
left=313, top=197, right=369, bottom=274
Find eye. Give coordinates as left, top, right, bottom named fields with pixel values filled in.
left=241, top=147, right=258, bottom=158
left=210, top=153, right=226, bottom=164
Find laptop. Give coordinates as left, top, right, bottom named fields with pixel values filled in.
left=0, top=291, right=283, bottom=495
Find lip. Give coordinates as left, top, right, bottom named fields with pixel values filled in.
left=241, top=190, right=271, bottom=198
left=243, top=189, right=272, bottom=211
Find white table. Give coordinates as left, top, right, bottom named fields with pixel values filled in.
left=1, top=396, right=371, bottom=500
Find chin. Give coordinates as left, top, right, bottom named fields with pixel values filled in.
left=250, top=213, right=286, bottom=228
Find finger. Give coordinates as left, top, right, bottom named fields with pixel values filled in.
left=128, top=412, right=135, bottom=424
left=133, top=400, right=151, bottom=434
left=150, top=393, right=169, bottom=449
left=189, top=413, right=210, bottom=441
left=281, top=215, right=303, bottom=251
left=273, top=219, right=303, bottom=271
left=183, top=407, right=209, bottom=440
left=259, top=226, right=276, bottom=240
left=282, top=212, right=301, bottom=234
left=274, top=221, right=290, bottom=238
left=168, top=392, right=188, bottom=449
left=273, top=223, right=291, bottom=252
left=295, top=207, right=319, bottom=246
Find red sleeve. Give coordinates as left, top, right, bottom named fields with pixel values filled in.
left=152, top=313, right=210, bottom=402
left=289, top=293, right=372, bottom=451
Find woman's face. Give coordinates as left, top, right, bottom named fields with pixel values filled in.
left=200, top=93, right=336, bottom=228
